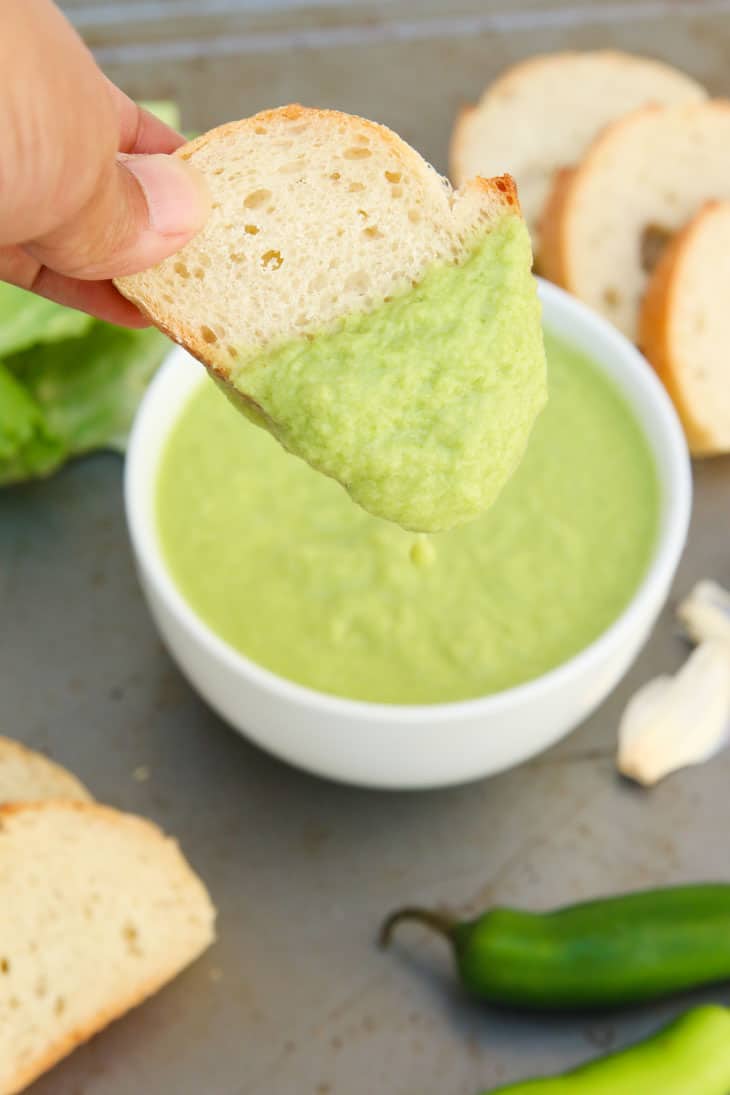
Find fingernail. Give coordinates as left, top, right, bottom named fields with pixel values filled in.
left=119, top=153, right=210, bottom=237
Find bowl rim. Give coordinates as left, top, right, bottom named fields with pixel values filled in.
left=125, top=279, right=692, bottom=723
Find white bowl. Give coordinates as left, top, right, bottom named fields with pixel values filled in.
left=125, top=281, right=691, bottom=790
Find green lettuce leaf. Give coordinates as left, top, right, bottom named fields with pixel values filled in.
left=0, top=362, right=65, bottom=484
left=0, top=282, right=94, bottom=357
left=0, top=324, right=169, bottom=484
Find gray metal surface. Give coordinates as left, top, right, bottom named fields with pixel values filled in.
left=3, top=2, right=730, bottom=1092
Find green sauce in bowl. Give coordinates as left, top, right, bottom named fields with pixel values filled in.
left=156, top=333, right=659, bottom=705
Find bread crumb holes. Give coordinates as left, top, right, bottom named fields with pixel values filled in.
left=244, top=189, right=272, bottom=209
left=262, top=250, right=284, bottom=270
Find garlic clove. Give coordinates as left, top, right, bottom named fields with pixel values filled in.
left=677, top=580, right=730, bottom=647
left=617, top=641, right=730, bottom=787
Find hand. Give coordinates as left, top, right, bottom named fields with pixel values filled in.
left=0, top=0, right=209, bottom=327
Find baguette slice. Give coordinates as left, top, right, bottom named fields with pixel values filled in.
left=539, top=100, right=730, bottom=340
left=0, top=737, right=92, bottom=804
left=450, top=51, right=705, bottom=241
left=115, top=105, right=546, bottom=533
left=0, top=802, right=215, bottom=1095
left=640, top=200, right=730, bottom=454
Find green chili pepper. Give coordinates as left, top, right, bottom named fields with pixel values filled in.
left=480, top=1005, right=730, bottom=1093
left=380, top=884, right=730, bottom=1009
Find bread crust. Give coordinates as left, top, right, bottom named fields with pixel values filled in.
left=0, top=801, right=215, bottom=1095
left=539, top=100, right=730, bottom=338
left=538, top=104, right=667, bottom=294
left=639, top=200, right=728, bottom=454
left=0, top=737, right=92, bottom=803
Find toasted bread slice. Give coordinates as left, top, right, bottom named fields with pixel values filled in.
left=0, top=802, right=215, bottom=1095
left=539, top=100, right=730, bottom=340
left=115, top=105, right=546, bottom=533
left=0, top=737, right=92, bottom=804
left=640, top=200, right=730, bottom=454
left=450, top=51, right=705, bottom=242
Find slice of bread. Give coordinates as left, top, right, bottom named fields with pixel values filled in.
left=640, top=200, right=730, bottom=454
left=116, top=104, right=518, bottom=368
left=0, top=802, right=215, bottom=1095
left=115, top=104, right=545, bottom=533
left=0, top=737, right=92, bottom=804
left=539, top=100, right=730, bottom=340
left=450, top=51, right=705, bottom=242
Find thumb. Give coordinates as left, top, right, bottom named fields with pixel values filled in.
left=24, top=152, right=210, bottom=281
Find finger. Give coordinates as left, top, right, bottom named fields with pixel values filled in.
left=32, top=270, right=152, bottom=327
left=24, top=150, right=210, bottom=282
left=106, top=79, right=186, bottom=155
left=0, top=244, right=38, bottom=289
left=0, top=245, right=150, bottom=327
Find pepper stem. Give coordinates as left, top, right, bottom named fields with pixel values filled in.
left=379, top=906, right=458, bottom=948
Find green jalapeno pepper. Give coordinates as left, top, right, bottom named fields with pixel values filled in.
left=481, top=1005, right=730, bottom=1093
left=381, top=884, right=730, bottom=1009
